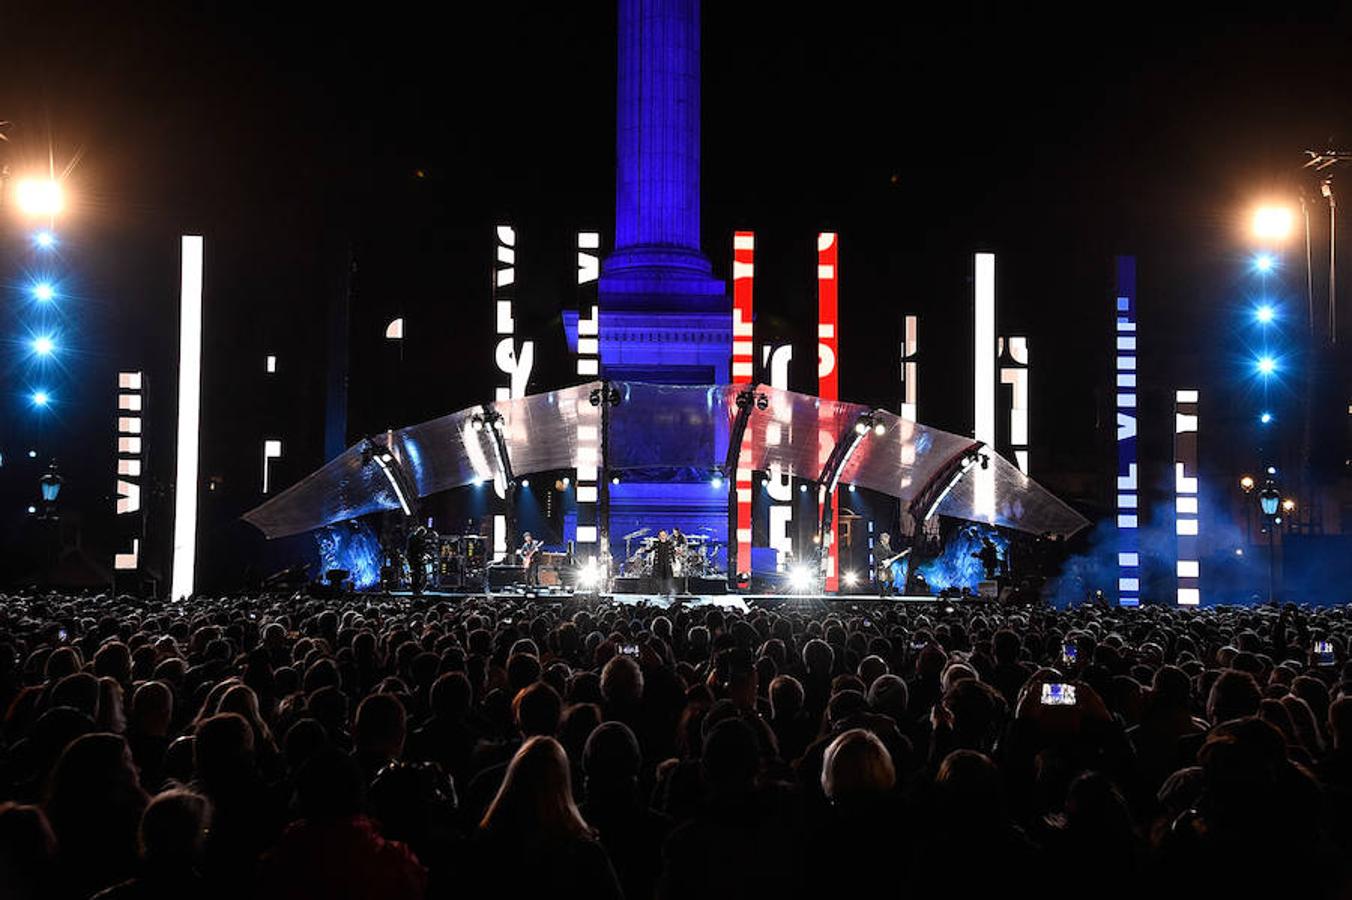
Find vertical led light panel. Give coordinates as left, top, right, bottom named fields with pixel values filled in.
left=763, top=343, right=794, bottom=567
left=115, top=371, right=145, bottom=571
left=171, top=236, right=203, bottom=601
left=1115, top=256, right=1139, bottom=606
left=1000, top=336, right=1030, bottom=472
left=1175, top=390, right=1200, bottom=605
left=575, top=231, right=602, bottom=553
left=973, top=253, right=996, bottom=519
left=817, top=232, right=840, bottom=591
left=732, top=231, right=755, bottom=575
left=900, top=315, right=918, bottom=422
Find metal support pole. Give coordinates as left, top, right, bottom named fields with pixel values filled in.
left=724, top=387, right=761, bottom=590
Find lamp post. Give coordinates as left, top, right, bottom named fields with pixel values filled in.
left=1258, top=479, right=1280, bottom=602
left=38, top=462, right=63, bottom=587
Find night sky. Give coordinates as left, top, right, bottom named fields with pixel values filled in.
left=1, top=2, right=1349, bottom=587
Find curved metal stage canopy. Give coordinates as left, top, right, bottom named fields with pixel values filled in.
left=243, top=382, right=1088, bottom=541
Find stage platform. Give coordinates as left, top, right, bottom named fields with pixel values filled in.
left=375, top=589, right=941, bottom=611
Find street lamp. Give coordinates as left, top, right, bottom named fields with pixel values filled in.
left=1258, top=479, right=1281, bottom=602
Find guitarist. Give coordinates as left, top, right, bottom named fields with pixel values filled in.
left=519, top=532, right=544, bottom=587
left=874, top=532, right=910, bottom=597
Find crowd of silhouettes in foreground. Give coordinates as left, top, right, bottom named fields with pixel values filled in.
left=1, top=591, right=1352, bottom=898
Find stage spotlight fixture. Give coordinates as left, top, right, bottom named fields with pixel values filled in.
left=1240, top=475, right=1255, bottom=492
left=711, top=475, right=723, bottom=489
left=788, top=565, right=813, bottom=592
left=1260, top=411, right=1273, bottom=424
left=843, top=570, right=859, bottom=587
left=31, top=391, right=50, bottom=407
left=854, top=421, right=868, bottom=436
left=1256, top=305, right=1275, bottom=324
left=1256, top=356, right=1276, bottom=376
left=1266, top=466, right=1277, bottom=475
left=799, top=483, right=808, bottom=493
left=34, top=230, right=56, bottom=249
left=1252, top=206, right=1295, bottom=242
left=1235, top=548, right=1244, bottom=556
left=471, top=418, right=483, bottom=432
left=27, top=450, right=37, bottom=459
left=32, top=336, right=54, bottom=357
left=519, top=478, right=529, bottom=487
left=26, top=505, right=36, bottom=515
left=611, top=476, right=620, bottom=485
left=1282, top=498, right=1296, bottom=513
left=848, top=484, right=856, bottom=493
left=32, top=282, right=54, bottom=302
left=1253, top=254, right=1275, bottom=273
left=874, top=422, right=886, bottom=436
left=755, top=393, right=769, bottom=410
left=15, top=178, right=64, bottom=217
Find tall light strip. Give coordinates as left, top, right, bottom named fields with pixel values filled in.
left=170, top=235, right=203, bottom=601
left=817, top=232, right=840, bottom=591
left=262, top=440, right=283, bottom=494
left=575, top=231, right=602, bottom=555
left=114, top=371, right=144, bottom=571
left=490, top=224, right=523, bottom=560
left=762, top=343, right=794, bottom=569
left=1115, top=256, right=1140, bottom=606
left=732, top=231, right=756, bottom=576
left=900, top=315, right=918, bottom=422
left=1000, top=335, right=1030, bottom=472
left=973, top=253, right=997, bottom=519
left=1175, top=389, right=1200, bottom=605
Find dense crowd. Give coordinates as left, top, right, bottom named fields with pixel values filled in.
left=1, top=591, right=1351, bottom=899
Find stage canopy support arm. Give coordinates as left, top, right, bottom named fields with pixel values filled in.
left=814, top=410, right=886, bottom=576
left=365, top=437, right=418, bottom=518
left=724, top=386, right=765, bottom=588
left=906, top=441, right=986, bottom=528
left=482, top=405, right=518, bottom=552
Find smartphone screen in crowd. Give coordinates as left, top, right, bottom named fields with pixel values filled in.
left=1062, top=643, right=1077, bottom=666
left=1041, top=683, right=1077, bottom=706
left=1315, top=640, right=1336, bottom=667
left=620, top=643, right=640, bottom=657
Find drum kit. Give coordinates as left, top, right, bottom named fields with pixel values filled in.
left=618, top=527, right=722, bottom=578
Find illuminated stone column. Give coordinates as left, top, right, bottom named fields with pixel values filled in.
left=1175, top=390, right=1200, bottom=605
left=1115, top=256, right=1140, bottom=606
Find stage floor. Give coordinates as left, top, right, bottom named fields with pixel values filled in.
left=377, top=590, right=939, bottom=610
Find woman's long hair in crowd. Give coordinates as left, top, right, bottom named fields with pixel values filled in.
left=480, top=736, right=593, bottom=841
